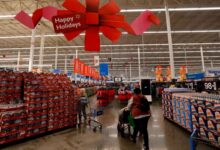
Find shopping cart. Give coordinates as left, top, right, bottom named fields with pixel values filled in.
left=190, top=129, right=220, bottom=150
left=87, top=98, right=104, bottom=132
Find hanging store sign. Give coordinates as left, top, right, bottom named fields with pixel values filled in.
left=186, top=73, right=205, bottom=80
left=52, top=13, right=86, bottom=33
left=15, top=0, right=160, bottom=52
left=100, top=63, right=109, bottom=76
left=206, top=68, right=220, bottom=76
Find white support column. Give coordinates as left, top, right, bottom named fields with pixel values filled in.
left=55, top=46, right=58, bottom=69
left=17, top=51, right=21, bottom=71
left=165, top=2, right=175, bottom=78
left=200, top=46, right=205, bottom=72
left=211, top=60, right=214, bottom=68
left=75, top=50, right=78, bottom=83
left=129, top=63, right=132, bottom=82
left=138, top=47, right=141, bottom=81
left=64, top=55, right=67, bottom=74
left=28, top=29, right=36, bottom=72
left=39, top=33, right=45, bottom=70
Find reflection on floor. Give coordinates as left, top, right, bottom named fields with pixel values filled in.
left=2, top=96, right=218, bottom=150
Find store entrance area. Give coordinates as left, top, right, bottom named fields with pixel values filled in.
left=2, top=96, right=216, bottom=150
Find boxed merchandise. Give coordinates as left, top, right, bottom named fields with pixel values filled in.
left=207, top=120, right=216, bottom=132
left=199, top=117, right=207, bottom=128
left=214, top=103, right=220, bottom=112
left=215, top=111, right=220, bottom=122
left=206, top=101, right=215, bottom=110
left=206, top=109, right=215, bottom=120
left=198, top=106, right=206, bottom=118
left=199, top=127, right=208, bottom=140
left=207, top=131, right=218, bottom=145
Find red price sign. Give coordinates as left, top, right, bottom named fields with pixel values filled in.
left=52, top=13, right=86, bottom=33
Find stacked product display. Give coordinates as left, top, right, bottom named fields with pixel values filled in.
left=172, top=93, right=193, bottom=132
left=163, top=89, right=220, bottom=148
left=97, top=88, right=115, bottom=106
left=0, top=71, right=78, bottom=145
left=162, top=88, right=192, bottom=120
left=118, top=90, right=133, bottom=103
left=190, top=93, right=220, bottom=147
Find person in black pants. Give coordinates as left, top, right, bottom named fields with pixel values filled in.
left=128, top=88, right=151, bottom=150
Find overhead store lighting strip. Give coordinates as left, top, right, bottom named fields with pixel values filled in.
left=1, top=7, right=220, bottom=19
left=0, top=30, right=220, bottom=39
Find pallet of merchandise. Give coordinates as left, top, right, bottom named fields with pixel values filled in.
left=0, top=104, right=27, bottom=145
left=162, top=88, right=192, bottom=121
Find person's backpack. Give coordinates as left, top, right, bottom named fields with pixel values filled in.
left=139, top=96, right=150, bottom=113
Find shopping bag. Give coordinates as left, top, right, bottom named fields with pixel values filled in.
left=128, top=114, right=135, bottom=128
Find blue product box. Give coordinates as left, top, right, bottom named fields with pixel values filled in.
left=208, top=131, right=218, bottom=145
left=191, top=105, right=198, bottom=114
left=207, top=120, right=217, bottom=132
left=185, top=112, right=191, bottom=120
left=197, top=99, right=206, bottom=108
left=214, top=103, right=220, bottom=112
left=199, top=117, right=207, bottom=128
left=198, top=106, right=206, bottom=117
left=215, top=111, right=220, bottom=123
left=206, top=109, right=215, bottom=120
left=186, top=120, right=192, bottom=131
left=199, top=128, right=208, bottom=140
left=206, top=101, right=215, bottom=110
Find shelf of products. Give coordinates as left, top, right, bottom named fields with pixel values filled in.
left=97, top=88, right=115, bottom=106
left=0, top=71, right=79, bottom=145
left=162, top=88, right=192, bottom=121
left=163, top=90, right=220, bottom=148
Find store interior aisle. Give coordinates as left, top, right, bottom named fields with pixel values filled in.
left=1, top=96, right=217, bottom=150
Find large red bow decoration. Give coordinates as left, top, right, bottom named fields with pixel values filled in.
left=15, top=0, right=160, bottom=52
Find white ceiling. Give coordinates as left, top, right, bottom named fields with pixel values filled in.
left=0, top=0, right=220, bottom=78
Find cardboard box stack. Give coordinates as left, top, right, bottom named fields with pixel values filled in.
left=190, top=94, right=220, bottom=147
left=0, top=71, right=79, bottom=145
left=172, top=93, right=193, bottom=132
left=162, top=88, right=192, bottom=120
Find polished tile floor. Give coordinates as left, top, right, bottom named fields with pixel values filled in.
left=2, top=96, right=218, bottom=150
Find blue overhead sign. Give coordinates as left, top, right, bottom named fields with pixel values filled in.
left=100, top=63, right=109, bottom=76
left=186, top=72, right=205, bottom=80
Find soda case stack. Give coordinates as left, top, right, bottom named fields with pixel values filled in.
left=0, top=71, right=23, bottom=104
left=0, top=71, right=79, bottom=145
left=0, top=71, right=26, bottom=145
left=0, top=104, right=27, bottom=144
left=23, top=73, right=48, bottom=137
left=162, top=88, right=192, bottom=120
left=190, top=94, right=220, bottom=147
left=172, top=94, right=193, bottom=132
left=47, top=74, right=77, bottom=131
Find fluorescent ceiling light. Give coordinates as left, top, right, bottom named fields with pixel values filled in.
left=1, top=7, right=220, bottom=19
left=0, top=30, right=220, bottom=39
left=121, top=7, right=220, bottom=12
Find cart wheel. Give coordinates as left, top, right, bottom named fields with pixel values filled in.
left=99, top=125, right=102, bottom=130
left=93, top=128, right=97, bottom=132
